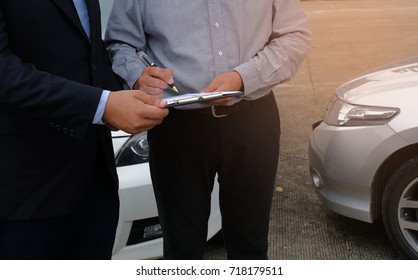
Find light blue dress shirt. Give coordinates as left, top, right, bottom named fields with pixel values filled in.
left=73, top=0, right=90, bottom=38
left=105, top=0, right=312, bottom=109
left=73, top=0, right=109, bottom=124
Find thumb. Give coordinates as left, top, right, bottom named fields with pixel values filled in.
left=158, top=99, right=168, bottom=108
left=202, top=80, right=221, bottom=93
left=133, top=90, right=167, bottom=108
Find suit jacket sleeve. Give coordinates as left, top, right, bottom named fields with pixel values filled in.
left=0, top=5, right=102, bottom=142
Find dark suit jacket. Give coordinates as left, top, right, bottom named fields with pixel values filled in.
left=0, top=0, right=121, bottom=220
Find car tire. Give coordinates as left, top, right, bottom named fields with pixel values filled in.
left=382, top=156, right=418, bottom=259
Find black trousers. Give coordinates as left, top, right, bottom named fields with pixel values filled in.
left=148, top=93, right=280, bottom=260
left=0, top=153, right=119, bottom=260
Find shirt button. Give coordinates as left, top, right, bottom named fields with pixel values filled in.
left=215, top=22, right=220, bottom=28
left=218, top=51, right=223, bottom=56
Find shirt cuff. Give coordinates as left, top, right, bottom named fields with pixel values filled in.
left=234, top=62, right=259, bottom=95
left=93, top=90, right=111, bottom=124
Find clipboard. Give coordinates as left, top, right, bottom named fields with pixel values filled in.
left=163, top=91, right=244, bottom=108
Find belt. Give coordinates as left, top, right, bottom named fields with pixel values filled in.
left=182, top=99, right=254, bottom=118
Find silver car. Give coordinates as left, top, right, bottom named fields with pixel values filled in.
left=309, top=57, right=418, bottom=259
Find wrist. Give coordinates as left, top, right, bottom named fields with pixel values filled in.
left=232, top=70, right=244, bottom=91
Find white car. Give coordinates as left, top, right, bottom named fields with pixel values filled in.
left=111, top=131, right=222, bottom=259
left=309, top=57, right=418, bottom=259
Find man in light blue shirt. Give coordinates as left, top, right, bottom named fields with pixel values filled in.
left=106, top=0, right=311, bottom=259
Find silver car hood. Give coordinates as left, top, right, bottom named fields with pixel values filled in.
left=336, top=57, right=418, bottom=106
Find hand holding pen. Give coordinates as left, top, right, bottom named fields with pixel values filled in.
left=135, top=50, right=179, bottom=94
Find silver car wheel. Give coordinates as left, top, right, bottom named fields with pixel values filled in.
left=397, top=177, right=418, bottom=253
left=382, top=156, right=418, bottom=259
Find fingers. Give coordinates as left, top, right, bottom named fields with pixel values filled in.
left=202, top=71, right=244, bottom=93
left=130, top=91, right=169, bottom=122
left=205, top=97, right=233, bottom=106
left=103, top=90, right=168, bottom=135
left=132, top=90, right=167, bottom=109
left=202, top=71, right=243, bottom=106
left=202, top=79, right=221, bottom=93
left=137, top=67, right=175, bottom=95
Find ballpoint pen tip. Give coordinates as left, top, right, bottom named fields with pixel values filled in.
left=172, top=86, right=179, bottom=93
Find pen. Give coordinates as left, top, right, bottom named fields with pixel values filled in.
left=136, top=49, right=179, bottom=93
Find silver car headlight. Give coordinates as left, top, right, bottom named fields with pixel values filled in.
left=115, top=132, right=149, bottom=167
left=324, top=96, right=399, bottom=126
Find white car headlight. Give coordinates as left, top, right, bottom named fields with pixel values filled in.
left=324, top=96, right=399, bottom=126
left=115, top=132, right=149, bottom=167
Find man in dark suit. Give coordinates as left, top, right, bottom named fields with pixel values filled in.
left=0, top=0, right=168, bottom=259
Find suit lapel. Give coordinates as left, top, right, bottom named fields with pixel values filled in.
left=50, top=0, right=90, bottom=42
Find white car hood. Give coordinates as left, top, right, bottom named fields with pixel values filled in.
left=337, top=57, right=418, bottom=106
